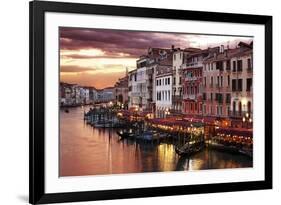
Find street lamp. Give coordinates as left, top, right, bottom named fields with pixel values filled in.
left=164, top=108, right=170, bottom=118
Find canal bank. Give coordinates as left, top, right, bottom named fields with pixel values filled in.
left=60, top=106, right=253, bottom=177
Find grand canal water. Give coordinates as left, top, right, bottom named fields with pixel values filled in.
left=60, top=106, right=253, bottom=176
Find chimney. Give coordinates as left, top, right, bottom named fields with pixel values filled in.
left=171, top=45, right=175, bottom=50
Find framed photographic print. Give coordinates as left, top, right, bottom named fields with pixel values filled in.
left=29, top=0, right=272, bottom=204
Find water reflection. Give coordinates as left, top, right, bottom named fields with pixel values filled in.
left=60, top=106, right=252, bottom=177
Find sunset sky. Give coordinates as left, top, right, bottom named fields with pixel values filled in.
left=60, top=27, right=252, bottom=89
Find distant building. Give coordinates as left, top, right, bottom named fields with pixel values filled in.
left=114, top=69, right=129, bottom=106
left=128, top=69, right=138, bottom=108
left=97, top=87, right=114, bottom=103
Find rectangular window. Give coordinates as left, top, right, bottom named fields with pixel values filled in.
left=204, top=77, right=206, bottom=86
left=211, top=93, right=213, bottom=101
left=168, top=78, right=170, bottom=85
left=238, top=79, right=243, bottom=91
left=217, top=76, right=219, bottom=87
left=233, top=61, right=236, bottom=72
left=226, top=60, right=231, bottom=70
left=215, top=93, right=219, bottom=101
left=247, top=78, right=252, bottom=91
left=221, top=76, right=223, bottom=87
left=226, top=93, right=231, bottom=104
left=232, top=79, right=237, bottom=91
left=247, top=58, right=252, bottom=70
left=203, top=93, right=206, bottom=101
left=227, top=75, right=230, bottom=86
left=216, top=61, right=223, bottom=71
left=179, top=77, right=182, bottom=85
left=211, top=77, right=213, bottom=86
left=237, top=60, right=243, bottom=72
left=173, top=77, right=176, bottom=85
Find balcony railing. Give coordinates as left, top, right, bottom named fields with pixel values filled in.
left=184, top=62, right=203, bottom=68
left=184, top=76, right=200, bottom=81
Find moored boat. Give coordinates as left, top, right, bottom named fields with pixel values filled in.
left=117, top=129, right=135, bottom=139
left=175, top=141, right=205, bottom=156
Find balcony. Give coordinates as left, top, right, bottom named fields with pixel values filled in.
left=184, top=76, right=200, bottom=81
left=183, top=94, right=194, bottom=100
left=184, top=62, right=203, bottom=68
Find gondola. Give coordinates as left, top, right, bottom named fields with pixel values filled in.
left=117, top=130, right=135, bottom=139
left=175, top=141, right=205, bottom=156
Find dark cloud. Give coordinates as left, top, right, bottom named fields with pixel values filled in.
left=59, top=27, right=191, bottom=58
left=60, top=65, right=94, bottom=73
left=62, top=53, right=136, bottom=59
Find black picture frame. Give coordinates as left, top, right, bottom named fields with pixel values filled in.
left=29, top=0, right=272, bottom=204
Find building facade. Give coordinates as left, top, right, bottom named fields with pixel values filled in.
left=155, top=57, right=173, bottom=118
left=182, top=49, right=209, bottom=116
left=229, top=42, right=253, bottom=122
left=202, top=42, right=253, bottom=122
left=114, top=71, right=129, bottom=107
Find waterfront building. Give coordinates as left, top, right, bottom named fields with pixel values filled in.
left=202, top=42, right=253, bottom=124
left=96, top=87, right=114, bottom=103
left=136, top=56, right=148, bottom=109
left=155, top=56, right=173, bottom=118
left=202, top=45, right=230, bottom=118
left=114, top=68, right=129, bottom=107
left=229, top=42, right=253, bottom=127
left=128, top=47, right=173, bottom=111
left=182, top=49, right=209, bottom=116
left=172, top=47, right=201, bottom=114
left=128, top=69, right=138, bottom=108
left=85, top=86, right=98, bottom=104
left=60, top=82, right=73, bottom=106
left=171, top=48, right=184, bottom=114
left=79, top=87, right=90, bottom=104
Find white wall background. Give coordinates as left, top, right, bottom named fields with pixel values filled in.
left=0, top=0, right=279, bottom=204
